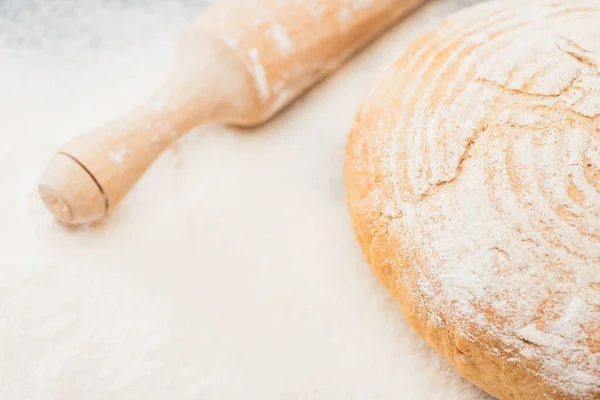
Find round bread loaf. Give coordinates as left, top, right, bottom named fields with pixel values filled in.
left=345, top=1, right=600, bottom=399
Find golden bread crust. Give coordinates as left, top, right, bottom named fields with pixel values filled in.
left=345, top=1, right=600, bottom=398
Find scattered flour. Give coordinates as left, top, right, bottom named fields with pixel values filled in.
left=108, top=147, right=128, bottom=167
left=0, top=0, right=490, bottom=399
left=248, top=47, right=270, bottom=101
left=270, top=24, right=294, bottom=53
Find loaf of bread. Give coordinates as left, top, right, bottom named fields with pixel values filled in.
left=345, top=1, right=600, bottom=399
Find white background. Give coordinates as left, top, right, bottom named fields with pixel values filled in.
left=0, top=0, right=491, bottom=398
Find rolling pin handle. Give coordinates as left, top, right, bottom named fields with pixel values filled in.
left=38, top=152, right=108, bottom=225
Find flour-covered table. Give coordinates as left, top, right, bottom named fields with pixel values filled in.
left=0, top=0, right=490, bottom=398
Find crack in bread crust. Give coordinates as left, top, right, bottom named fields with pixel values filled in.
left=345, top=1, right=600, bottom=399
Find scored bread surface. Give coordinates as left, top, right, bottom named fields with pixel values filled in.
left=345, top=1, right=600, bottom=399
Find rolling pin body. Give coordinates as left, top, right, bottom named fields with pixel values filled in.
left=39, top=0, right=424, bottom=225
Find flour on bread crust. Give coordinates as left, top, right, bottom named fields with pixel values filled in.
left=345, top=1, right=600, bottom=399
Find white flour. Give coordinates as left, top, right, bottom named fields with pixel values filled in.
left=0, top=0, right=490, bottom=399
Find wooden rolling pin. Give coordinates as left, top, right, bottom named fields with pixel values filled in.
left=38, top=0, right=424, bottom=225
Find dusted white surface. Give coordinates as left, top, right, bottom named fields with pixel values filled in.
left=0, top=0, right=491, bottom=398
